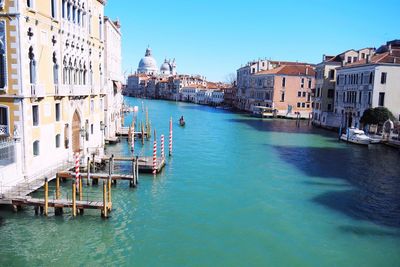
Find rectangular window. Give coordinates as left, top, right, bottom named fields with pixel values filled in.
left=329, top=70, right=335, bottom=79
left=302, top=92, right=306, bottom=97
left=359, top=92, right=362, bottom=103
left=301, top=78, right=304, bottom=88
left=51, top=0, right=56, bottom=18
left=27, top=0, right=33, bottom=8
left=91, top=124, right=94, bottom=134
left=308, top=79, right=312, bottom=89
left=347, top=56, right=351, bottom=63
left=381, top=72, right=387, bottom=84
left=281, top=92, right=285, bottom=102
left=67, top=3, right=71, bottom=20
left=33, top=140, right=39, bottom=156
left=0, top=106, right=8, bottom=134
left=32, top=105, right=39, bottom=126
left=378, top=92, right=385, bottom=106
left=90, top=100, right=94, bottom=112
left=327, top=89, right=334, bottom=98
left=62, top=0, right=65, bottom=18
left=298, top=91, right=301, bottom=97
left=55, top=134, right=61, bottom=148
left=301, top=103, right=305, bottom=108
left=282, top=77, right=286, bottom=87
left=368, top=92, right=372, bottom=105
left=327, top=104, right=332, bottom=111
left=55, top=103, right=61, bottom=121
left=0, top=21, right=6, bottom=89
left=297, top=102, right=301, bottom=108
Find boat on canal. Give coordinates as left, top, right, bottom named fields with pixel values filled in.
left=252, top=106, right=275, bottom=118
left=179, top=116, right=186, bottom=126
left=340, top=128, right=372, bottom=145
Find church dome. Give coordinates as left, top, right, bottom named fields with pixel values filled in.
left=160, top=60, right=171, bottom=72
left=138, top=48, right=158, bottom=74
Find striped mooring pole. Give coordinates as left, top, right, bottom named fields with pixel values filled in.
left=169, top=117, right=173, bottom=156
left=161, top=134, right=165, bottom=159
left=152, top=139, right=157, bottom=175
left=75, top=152, right=80, bottom=191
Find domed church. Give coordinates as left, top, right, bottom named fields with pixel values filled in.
left=137, top=47, right=159, bottom=75
left=160, top=59, right=177, bottom=76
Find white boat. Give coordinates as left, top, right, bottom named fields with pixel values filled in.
left=340, top=128, right=371, bottom=145
left=252, top=106, right=275, bottom=118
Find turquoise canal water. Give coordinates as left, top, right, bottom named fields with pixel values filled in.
left=1, top=98, right=400, bottom=266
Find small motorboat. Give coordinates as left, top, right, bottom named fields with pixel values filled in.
left=340, top=128, right=371, bottom=145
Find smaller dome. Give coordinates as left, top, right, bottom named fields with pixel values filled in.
left=160, top=60, right=170, bottom=72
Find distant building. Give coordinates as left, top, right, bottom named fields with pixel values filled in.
left=236, top=60, right=313, bottom=111
left=334, top=40, right=400, bottom=128
left=313, top=48, right=375, bottom=128
left=251, top=65, right=315, bottom=117
left=104, top=17, right=123, bottom=141
left=137, top=47, right=158, bottom=75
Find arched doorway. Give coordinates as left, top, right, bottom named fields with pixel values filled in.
left=72, top=111, right=81, bottom=153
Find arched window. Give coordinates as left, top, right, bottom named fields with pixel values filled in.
left=53, top=52, right=59, bottom=85
left=83, top=64, right=87, bottom=85
left=29, top=46, right=36, bottom=84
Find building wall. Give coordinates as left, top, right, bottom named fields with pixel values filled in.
left=272, top=75, right=314, bottom=116
left=0, top=0, right=107, bottom=185
left=104, top=18, right=123, bottom=139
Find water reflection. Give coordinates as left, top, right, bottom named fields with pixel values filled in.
left=272, top=144, right=400, bottom=228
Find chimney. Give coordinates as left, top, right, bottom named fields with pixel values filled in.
left=306, top=67, right=309, bottom=75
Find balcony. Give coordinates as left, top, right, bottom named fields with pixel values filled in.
left=54, top=84, right=70, bottom=97
left=69, top=85, right=90, bottom=97
left=29, top=84, right=45, bottom=98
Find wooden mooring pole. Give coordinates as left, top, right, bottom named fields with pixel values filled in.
left=136, top=156, right=139, bottom=183
left=102, top=181, right=108, bottom=218
left=108, top=156, right=112, bottom=211
left=44, top=178, right=49, bottom=216
left=56, top=174, right=60, bottom=200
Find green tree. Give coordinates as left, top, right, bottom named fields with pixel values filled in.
left=360, top=107, right=395, bottom=125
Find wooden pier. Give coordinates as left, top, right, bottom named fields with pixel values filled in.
left=101, top=155, right=166, bottom=174
left=116, top=127, right=148, bottom=139
left=6, top=178, right=112, bottom=218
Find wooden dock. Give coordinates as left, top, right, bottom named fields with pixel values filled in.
left=58, top=171, right=135, bottom=181
left=7, top=179, right=112, bottom=218
left=101, top=155, right=166, bottom=174
left=116, top=127, right=148, bottom=138
left=11, top=197, right=105, bottom=210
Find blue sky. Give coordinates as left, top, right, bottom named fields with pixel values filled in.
left=105, top=0, right=399, bottom=82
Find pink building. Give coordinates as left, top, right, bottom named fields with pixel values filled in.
left=251, top=65, right=315, bottom=117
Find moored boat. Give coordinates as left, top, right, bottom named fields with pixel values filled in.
left=340, top=128, right=371, bottom=145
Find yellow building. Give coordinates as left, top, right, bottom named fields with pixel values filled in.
left=0, top=0, right=108, bottom=189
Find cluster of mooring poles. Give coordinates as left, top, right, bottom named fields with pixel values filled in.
left=7, top=109, right=174, bottom=220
